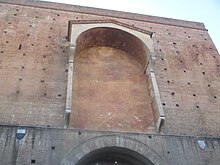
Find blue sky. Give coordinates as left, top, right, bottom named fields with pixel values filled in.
left=45, top=0, right=220, bottom=53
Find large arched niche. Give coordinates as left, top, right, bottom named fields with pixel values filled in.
left=60, top=135, right=168, bottom=165
left=65, top=20, right=165, bottom=133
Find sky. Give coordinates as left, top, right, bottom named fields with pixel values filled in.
left=45, top=0, right=220, bottom=53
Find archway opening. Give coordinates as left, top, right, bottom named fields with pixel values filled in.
left=76, top=147, right=154, bottom=165
left=70, top=27, right=155, bottom=132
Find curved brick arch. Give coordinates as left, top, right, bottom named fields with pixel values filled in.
left=68, top=20, right=154, bottom=53
left=60, top=135, right=168, bottom=165
left=74, top=26, right=151, bottom=68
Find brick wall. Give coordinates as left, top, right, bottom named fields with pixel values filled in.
left=0, top=1, right=219, bottom=136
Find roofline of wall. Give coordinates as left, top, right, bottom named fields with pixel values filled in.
left=0, top=0, right=207, bottom=31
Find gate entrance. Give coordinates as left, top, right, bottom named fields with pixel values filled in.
left=76, top=147, right=154, bottom=165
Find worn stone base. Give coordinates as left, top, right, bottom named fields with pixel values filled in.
left=0, top=125, right=219, bottom=165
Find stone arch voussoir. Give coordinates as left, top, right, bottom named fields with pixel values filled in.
left=60, top=135, right=168, bottom=165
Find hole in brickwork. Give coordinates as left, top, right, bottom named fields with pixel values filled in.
left=58, top=94, right=62, bottom=97
left=18, top=44, right=22, bottom=50
left=49, top=36, right=51, bottom=38
left=164, top=68, right=167, bottom=71
left=200, top=63, right=203, bottom=65
left=208, top=84, right=210, bottom=87
left=6, top=41, right=9, bottom=43
left=184, top=32, right=187, bottom=34
left=41, top=80, right=44, bottom=83
left=171, top=92, right=175, bottom=95
left=0, top=51, right=3, bottom=53
left=53, top=18, right=56, bottom=21
left=76, top=17, right=78, bottom=19
left=167, top=151, right=170, bottom=154
left=159, top=49, right=162, bottom=51
left=43, top=68, right=46, bottom=71
left=50, top=27, right=53, bottom=30
left=13, top=14, right=17, bottom=16
left=168, top=32, right=171, bottom=35
left=162, top=103, right=166, bottom=106
left=21, top=66, right=24, bottom=69
left=31, top=160, right=36, bottom=163
left=161, top=58, right=164, bottom=61
left=183, top=70, right=186, bottom=73
left=65, top=69, right=68, bottom=73
left=31, top=44, right=34, bottom=46
left=187, top=82, right=190, bottom=85
left=63, top=50, right=66, bottom=53
left=43, top=55, right=46, bottom=58
left=8, top=22, right=11, bottom=24
left=214, top=96, right=217, bottom=99
left=51, top=146, right=55, bottom=150
left=180, top=60, right=183, bottom=63
left=157, top=40, right=160, bottom=43
left=16, top=9, right=19, bottom=11
left=150, top=27, right=152, bottom=29
left=188, top=36, right=191, bottom=38
left=196, top=105, right=199, bottom=108
left=193, top=94, right=196, bottom=97
left=19, top=78, right=22, bottom=81
left=167, top=80, right=170, bottom=83
left=148, top=135, right=152, bottom=139
left=176, top=51, right=179, bottom=54
left=27, top=34, right=30, bottom=36
left=46, top=45, right=48, bottom=48
left=213, top=56, right=216, bottom=58
left=172, top=42, right=176, bottom=45
left=196, top=53, right=199, bottom=56
left=57, top=14, right=60, bottom=16
left=204, top=38, right=207, bottom=41
left=29, top=25, right=32, bottom=27
left=35, top=16, right=38, bottom=18
left=44, top=93, right=47, bottom=96
left=16, top=91, right=20, bottom=94
left=4, top=31, right=7, bottom=33
left=176, top=104, right=179, bottom=107
left=202, top=72, right=205, bottom=75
